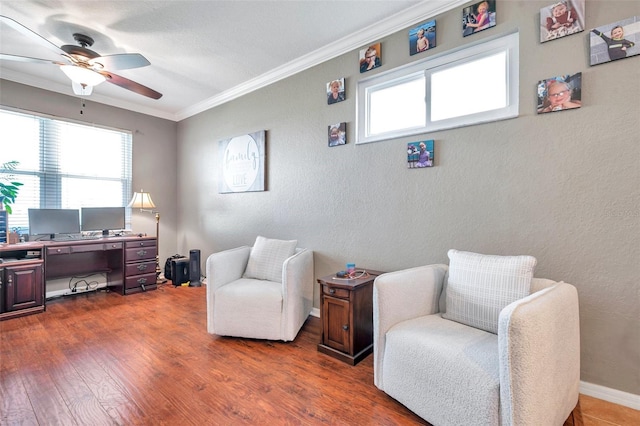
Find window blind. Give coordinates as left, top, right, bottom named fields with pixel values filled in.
left=0, top=108, right=132, bottom=231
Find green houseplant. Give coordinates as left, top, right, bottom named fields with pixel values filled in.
left=0, top=161, right=23, bottom=214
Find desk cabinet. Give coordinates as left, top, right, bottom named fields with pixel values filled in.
left=1, top=236, right=157, bottom=321
left=0, top=260, right=45, bottom=320
left=124, top=238, right=157, bottom=294
left=317, top=270, right=383, bottom=365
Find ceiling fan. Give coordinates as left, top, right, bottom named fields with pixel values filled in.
left=0, top=15, right=162, bottom=99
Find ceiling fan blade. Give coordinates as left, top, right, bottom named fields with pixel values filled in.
left=0, top=15, right=66, bottom=56
left=90, top=53, right=150, bottom=71
left=100, top=71, right=162, bottom=100
left=0, top=52, right=66, bottom=66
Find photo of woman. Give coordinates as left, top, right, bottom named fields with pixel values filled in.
left=537, top=73, right=582, bottom=114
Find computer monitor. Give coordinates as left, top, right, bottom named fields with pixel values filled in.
left=28, top=209, right=80, bottom=240
left=81, top=207, right=125, bottom=236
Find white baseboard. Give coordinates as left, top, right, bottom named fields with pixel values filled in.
left=580, top=381, right=640, bottom=410
left=310, top=307, right=320, bottom=318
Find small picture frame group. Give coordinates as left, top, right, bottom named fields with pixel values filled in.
left=407, top=140, right=434, bottom=168
left=462, top=0, right=496, bottom=37
left=540, top=0, right=585, bottom=43
left=409, top=20, right=436, bottom=55
left=326, top=78, right=345, bottom=105
left=328, top=122, right=347, bottom=147
left=359, top=43, right=381, bottom=73
left=589, top=16, right=639, bottom=66
left=537, top=72, right=582, bottom=114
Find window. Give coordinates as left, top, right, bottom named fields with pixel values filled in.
left=0, top=108, right=132, bottom=231
left=357, top=32, right=519, bottom=144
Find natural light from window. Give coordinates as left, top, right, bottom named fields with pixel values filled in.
left=369, top=76, right=425, bottom=135
left=357, top=32, right=519, bottom=144
left=430, top=52, right=507, bottom=122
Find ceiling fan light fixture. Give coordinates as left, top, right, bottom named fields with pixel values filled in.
left=61, top=65, right=106, bottom=87
left=71, top=81, right=93, bottom=96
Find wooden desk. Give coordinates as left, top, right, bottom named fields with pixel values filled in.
left=0, top=235, right=157, bottom=321
left=317, top=270, right=384, bottom=365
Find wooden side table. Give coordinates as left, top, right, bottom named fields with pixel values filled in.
left=317, top=269, right=384, bottom=365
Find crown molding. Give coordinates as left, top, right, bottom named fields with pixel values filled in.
left=176, top=0, right=467, bottom=121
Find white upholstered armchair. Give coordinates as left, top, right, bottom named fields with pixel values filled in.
left=373, top=250, right=580, bottom=426
left=206, top=236, right=314, bottom=342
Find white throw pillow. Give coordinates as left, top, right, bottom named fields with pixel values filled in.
left=243, top=236, right=297, bottom=283
left=443, top=249, right=536, bottom=334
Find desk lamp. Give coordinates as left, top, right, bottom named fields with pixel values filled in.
left=127, top=190, right=165, bottom=283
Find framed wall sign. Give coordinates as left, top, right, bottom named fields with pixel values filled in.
left=218, top=130, right=266, bottom=193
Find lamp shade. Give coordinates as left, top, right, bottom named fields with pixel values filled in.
left=127, top=190, right=156, bottom=210
left=61, top=65, right=106, bottom=87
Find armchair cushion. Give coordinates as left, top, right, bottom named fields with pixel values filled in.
left=383, top=314, right=500, bottom=425
left=443, top=249, right=536, bottom=334
left=243, top=236, right=297, bottom=282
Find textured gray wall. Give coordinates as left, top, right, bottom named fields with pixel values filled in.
left=177, top=1, right=639, bottom=395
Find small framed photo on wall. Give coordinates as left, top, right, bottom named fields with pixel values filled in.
left=589, top=16, right=640, bottom=66
left=407, top=140, right=434, bottom=168
left=409, top=20, right=436, bottom=55
left=462, top=0, right=496, bottom=37
left=540, top=0, right=585, bottom=43
left=359, top=43, right=381, bottom=73
left=328, top=122, right=347, bottom=147
left=537, top=73, right=582, bottom=114
left=327, top=78, right=345, bottom=105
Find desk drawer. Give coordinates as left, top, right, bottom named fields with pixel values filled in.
left=70, top=243, right=108, bottom=253
left=125, top=239, right=156, bottom=249
left=104, top=242, right=123, bottom=251
left=125, top=272, right=156, bottom=289
left=125, top=246, right=157, bottom=262
left=47, top=246, right=71, bottom=256
left=125, top=260, right=155, bottom=276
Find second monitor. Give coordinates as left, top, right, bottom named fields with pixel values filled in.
left=81, top=207, right=125, bottom=236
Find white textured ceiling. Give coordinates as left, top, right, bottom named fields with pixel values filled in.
left=0, top=1, right=462, bottom=121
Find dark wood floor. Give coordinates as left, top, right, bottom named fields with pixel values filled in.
left=1, top=284, right=637, bottom=425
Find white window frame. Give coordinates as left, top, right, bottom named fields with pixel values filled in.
left=356, top=31, right=519, bottom=144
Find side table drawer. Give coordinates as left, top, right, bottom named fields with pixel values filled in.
left=322, top=285, right=349, bottom=299
left=125, top=260, right=156, bottom=276
left=125, top=272, right=156, bottom=289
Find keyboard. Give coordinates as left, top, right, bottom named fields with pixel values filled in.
left=51, top=235, right=101, bottom=242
